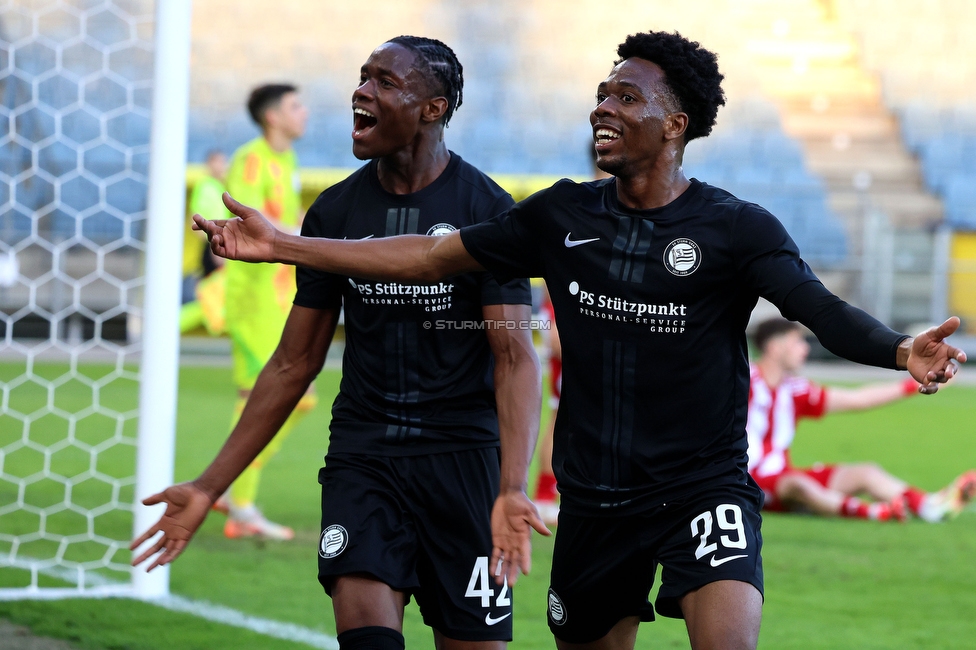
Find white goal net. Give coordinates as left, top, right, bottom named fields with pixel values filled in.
left=0, top=0, right=182, bottom=598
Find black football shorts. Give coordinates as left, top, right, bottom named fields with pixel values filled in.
left=547, top=480, right=764, bottom=644
left=317, top=447, right=512, bottom=642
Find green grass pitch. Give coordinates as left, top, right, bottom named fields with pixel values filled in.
left=2, top=362, right=975, bottom=649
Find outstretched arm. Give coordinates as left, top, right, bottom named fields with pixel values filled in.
left=781, top=281, right=965, bottom=394
left=484, top=303, right=549, bottom=587
left=193, top=193, right=483, bottom=282
left=737, top=208, right=964, bottom=393
left=825, top=378, right=920, bottom=413
left=131, top=306, right=338, bottom=570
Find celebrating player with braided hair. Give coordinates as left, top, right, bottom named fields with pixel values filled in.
left=134, top=36, right=542, bottom=650
left=188, top=30, right=965, bottom=650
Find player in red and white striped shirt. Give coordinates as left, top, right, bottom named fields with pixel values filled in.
left=747, top=318, right=975, bottom=522
left=532, top=284, right=561, bottom=526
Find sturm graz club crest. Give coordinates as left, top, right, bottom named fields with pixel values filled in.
left=319, top=524, right=348, bottom=559
left=663, top=238, right=701, bottom=276
left=426, top=223, right=458, bottom=237
left=548, top=588, right=567, bottom=626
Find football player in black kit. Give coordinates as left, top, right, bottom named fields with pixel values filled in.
left=190, top=31, right=966, bottom=650
left=132, top=37, right=544, bottom=650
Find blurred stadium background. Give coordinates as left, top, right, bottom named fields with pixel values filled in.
left=4, top=0, right=976, bottom=342
left=1, top=0, right=976, bottom=648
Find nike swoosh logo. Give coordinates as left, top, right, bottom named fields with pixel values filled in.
left=564, top=233, right=600, bottom=248
left=342, top=235, right=374, bottom=240
left=485, top=612, right=512, bottom=626
left=710, top=554, right=748, bottom=567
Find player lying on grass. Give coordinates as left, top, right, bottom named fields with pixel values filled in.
left=134, top=37, right=543, bottom=650
left=747, top=317, right=975, bottom=523
left=189, top=30, right=965, bottom=650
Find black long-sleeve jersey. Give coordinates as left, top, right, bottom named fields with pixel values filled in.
left=461, top=178, right=906, bottom=515
left=295, top=153, right=531, bottom=456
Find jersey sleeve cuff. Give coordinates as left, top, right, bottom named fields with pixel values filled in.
left=459, top=227, right=517, bottom=284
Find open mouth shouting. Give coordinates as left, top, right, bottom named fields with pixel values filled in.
left=594, top=126, right=621, bottom=150
left=352, top=106, right=378, bottom=140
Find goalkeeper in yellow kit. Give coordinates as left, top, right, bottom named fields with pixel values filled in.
left=214, top=84, right=311, bottom=540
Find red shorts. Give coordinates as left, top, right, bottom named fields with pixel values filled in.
left=549, top=357, right=562, bottom=408
left=753, top=463, right=837, bottom=512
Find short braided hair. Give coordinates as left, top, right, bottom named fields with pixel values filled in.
left=387, top=35, right=464, bottom=126
left=616, top=32, right=725, bottom=142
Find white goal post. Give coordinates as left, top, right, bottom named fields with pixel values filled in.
left=131, top=0, right=191, bottom=600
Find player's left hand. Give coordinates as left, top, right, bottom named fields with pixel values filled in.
left=906, top=316, right=967, bottom=394
left=129, top=482, right=213, bottom=571
left=490, top=489, right=551, bottom=587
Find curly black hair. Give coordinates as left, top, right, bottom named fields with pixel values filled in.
left=616, top=31, right=725, bottom=142
left=246, top=83, right=298, bottom=127
left=387, top=35, right=464, bottom=126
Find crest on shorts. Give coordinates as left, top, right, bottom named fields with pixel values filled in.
left=547, top=588, right=567, bottom=626
left=663, top=238, right=701, bottom=277
left=319, top=524, right=348, bottom=559
left=426, top=223, right=457, bottom=237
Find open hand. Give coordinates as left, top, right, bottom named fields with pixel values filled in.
left=191, top=193, right=278, bottom=263
left=130, top=482, right=214, bottom=571
left=907, top=317, right=967, bottom=394
left=489, top=489, right=551, bottom=587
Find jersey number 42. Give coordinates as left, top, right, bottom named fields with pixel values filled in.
left=465, top=556, right=511, bottom=608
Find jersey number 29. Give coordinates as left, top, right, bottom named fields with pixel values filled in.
left=690, top=504, right=747, bottom=559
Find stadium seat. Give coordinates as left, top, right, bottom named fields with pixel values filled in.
left=837, top=0, right=976, bottom=235
left=944, top=175, right=976, bottom=229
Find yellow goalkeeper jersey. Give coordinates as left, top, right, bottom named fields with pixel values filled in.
left=223, top=137, right=301, bottom=388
